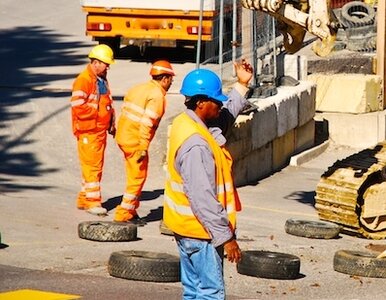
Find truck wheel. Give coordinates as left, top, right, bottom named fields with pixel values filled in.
left=285, top=219, right=341, bottom=239
left=237, top=250, right=301, bottom=279
left=78, top=221, right=137, bottom=242
left=341, top=1, right=375, bottom=28
left=108, top=250, right=180, bottom=282
left=96, top=37, right=121, bottom=57
left=334, top=250, right=386, bottom=278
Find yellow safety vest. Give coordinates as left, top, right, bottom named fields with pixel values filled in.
left=163, top=112, right=241, bottom=239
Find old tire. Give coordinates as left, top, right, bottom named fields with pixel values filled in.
left=159, top=220, right=174, bottom=236
left=78, top=221, right=137, bottom=242
left=285, top=219, right=341, bottom=239
left=334, top=250, right=386, bottom=278
left=108, top=250, right=180, bottom=282
left=341, top=1, right=375, bottom=28
left=237, top=250, right=301, bottom=280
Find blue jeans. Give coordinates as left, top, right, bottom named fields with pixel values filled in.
left=176, top=237, right=225, bottom=300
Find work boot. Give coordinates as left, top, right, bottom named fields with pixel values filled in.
left=77, top=194, right=107, bottom=216
left=114, top=205, right=146, bottom=226
left=86, top=206, right=108, bottom=216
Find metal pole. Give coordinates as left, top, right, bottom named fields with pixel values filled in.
left=272, top=16, right=277, bottom=85
left=232, top=0, right=237, bottom=77
left=219, top=0, right=224, bottom=80
left=252, top=11, right=258, bottom=87
left=196, top=0, right=204, bottom=69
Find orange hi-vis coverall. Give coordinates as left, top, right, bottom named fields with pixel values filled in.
left=71, top=64, right=114, bottom=209
left=114, top=80, right=166, bottom=221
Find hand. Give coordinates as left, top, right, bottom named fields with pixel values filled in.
left=224, top=238, right=241, bottom=263
left=108, top=125, right=116, bottom=137
left=234, top=59, right=253, bottom=87
left=108, top=112, right=116, bottom=137
left=136, top=150, right=147, bottom=163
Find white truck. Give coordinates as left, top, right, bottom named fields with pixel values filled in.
left=80, top=0, right=238, bottom=59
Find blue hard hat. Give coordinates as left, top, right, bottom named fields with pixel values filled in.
left=180, top=69, right=228, bottom=102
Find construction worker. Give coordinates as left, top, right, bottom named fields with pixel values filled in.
left=70, top=44, right=116, bottom=215
left=114, top=60, right=175, bottom=223
left=163, top=61, right=253, bottom=299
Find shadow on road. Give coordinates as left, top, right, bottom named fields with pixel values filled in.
left=0, top=26, right=89, bottom=193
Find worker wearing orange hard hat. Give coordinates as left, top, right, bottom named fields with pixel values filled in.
left=70, top=44, right=116, bottom=216
left=114, top=60, right=175, bottom=223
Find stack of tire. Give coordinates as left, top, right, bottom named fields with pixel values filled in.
left=337, top=1, right=377, bottom=52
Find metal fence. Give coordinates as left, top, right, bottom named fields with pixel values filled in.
left=198, top=4, right=283, bottom=89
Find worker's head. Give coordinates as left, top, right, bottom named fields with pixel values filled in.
left=180, top=68, right=227, bottom=121
left=150, top=60, right=175, bottom=92
left=88, top=44, right=115, bottom=78
left=89, top=44, right=115, bottom=65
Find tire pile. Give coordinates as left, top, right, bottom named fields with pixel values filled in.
left=336, top=1, right=377, bottom=52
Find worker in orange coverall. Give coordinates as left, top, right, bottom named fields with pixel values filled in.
left=70, top=44, right=116, bottom=216
left=114, top=60, right=175, bottom=223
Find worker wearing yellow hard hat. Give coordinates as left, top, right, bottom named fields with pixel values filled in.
left=70, top=44, right=116, bottom=215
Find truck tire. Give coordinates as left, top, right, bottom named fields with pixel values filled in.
left=108, top=250, right=180, bottom=282
left=96, top=37, right=121, bottom=57
left=334, top=250, right=386, bottom=278
left=341, top=1, right=375, bottom=28
left=78, top=221, right=137, bottom=242
left=237, top=250, right=301, bottom=279
left=285, top=219, right=341, bottom=239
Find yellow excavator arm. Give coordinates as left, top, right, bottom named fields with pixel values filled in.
left=241, top=0, right=339, bottom=56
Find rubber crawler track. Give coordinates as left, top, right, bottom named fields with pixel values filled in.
left=315, top=142, right=386, bottom=239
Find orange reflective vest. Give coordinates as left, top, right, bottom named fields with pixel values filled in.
left=115, top=80, right=166, bottom=150
left=70, top=65, right=114, bottom=136
left=163, top=112, right=241, bottom=239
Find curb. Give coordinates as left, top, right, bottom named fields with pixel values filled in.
left=289, top=140, right=330, bottom=166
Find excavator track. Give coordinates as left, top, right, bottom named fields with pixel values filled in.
left=315, top=142, right=386, bottom=239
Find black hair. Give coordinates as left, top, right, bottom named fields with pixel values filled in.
left=184, top=95, right=211, bottom=110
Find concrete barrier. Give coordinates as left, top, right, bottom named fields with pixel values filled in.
left=307, top=73, right=382, bottom=114
left=228, top=81, right=316, bottom=186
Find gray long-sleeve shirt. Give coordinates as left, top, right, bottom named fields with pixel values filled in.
left=174, top=83, right=249, bottom=247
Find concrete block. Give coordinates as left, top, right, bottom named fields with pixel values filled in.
left=308, top=73, right=382, bottom=113
left=227, top=137, right=252, bottom=161
left=274, top=92, right=298, bottom=137
left=319, top=110, right=386, bottom=148
left=272, top=129, right=295, bottom=171
left=246, top=143, right=273, bottom=183
left=229, top=115, right=252, bottom=142
left=251, top=100, right=277, bottom=149
left=295, top=119, right=315, bottom=153
left=290, top=140, right=330, bottom=166
left=233, top=155, right=249, bottom=187
left=378, top=112, right=386, bottom=142
left=298, top=84, right=316, bottom=127
left=233, top=143, right=272, bottom=186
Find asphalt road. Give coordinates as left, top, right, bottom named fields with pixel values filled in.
left=1, top=1, right=386, bottom=300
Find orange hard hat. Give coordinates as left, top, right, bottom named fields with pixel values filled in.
left=150, top=60, right=175, bottom=76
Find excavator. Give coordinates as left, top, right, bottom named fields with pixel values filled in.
left=241, top=0, right=339, bottom=57
left=241, top=0, right=386, bottom=239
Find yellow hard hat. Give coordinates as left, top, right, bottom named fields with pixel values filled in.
left=88, top=44, right=115, bottom=65
left=150, top=60, right=175, bottom=76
